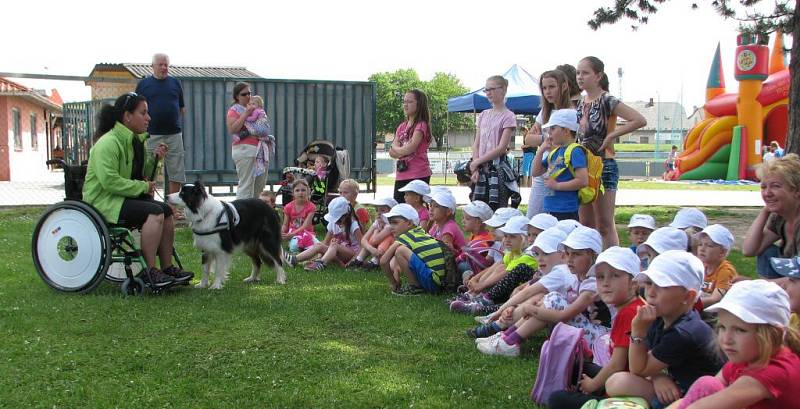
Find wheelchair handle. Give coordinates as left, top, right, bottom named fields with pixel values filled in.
left=46, top=158, right=68, bottom=167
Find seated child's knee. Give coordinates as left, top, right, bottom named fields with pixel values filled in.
left=605, top=372, right=632, bottom=395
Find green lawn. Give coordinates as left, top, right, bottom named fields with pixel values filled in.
left=1, top=206, right=756, bottom=407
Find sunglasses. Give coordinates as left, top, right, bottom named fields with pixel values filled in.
left=239, top=91, right=251, bottom=97
left=122, top=92, right=139, bottom=109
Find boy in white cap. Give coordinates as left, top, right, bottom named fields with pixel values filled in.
left=555, top=218, right=583, bottom=236
left=349, top=197, right=398, bottom=270
left=380, top=203, right=450, bottom=296
left=456, top=200, right=496, bottom=285
left=696, top=224, right=738, bottom=308
left=669, top=207, right=708, bottom=255
left=637, top=226, right=689, bottom=271
left=605, top=250, right=722, bottom=408
left=397, top=179, right=432, bottom=231
left=676, top=280, right=800, bottom=409
left=478, top=227, right=609, bottom=357
left=531, top=109, right=588, bottom=221
left=428, top=189, right=466, bottom=254
left=549, top=246, right=646, bottom=407
left=527, top=212, right=559, bottom=246
left=450, top=216, right=538, bottom=315
left=628, top=214, right=656, bottom=253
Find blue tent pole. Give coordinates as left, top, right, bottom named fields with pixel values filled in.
left=444, top=111, right=449, bottom=185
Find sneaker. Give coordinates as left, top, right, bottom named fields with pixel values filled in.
left=348, top=259, right=364, bottom=268
left=475, top=332, right=502, bottom=345
left=477, top=336, right=520, bottom=357
left=361, top=261, right=379, bottom=271
left=162, top=265, right=194, bottom=283
left=474, top=314, right=493, bottom=325
left=304, top=260, right=326, bottom=271
left=140, top=267, right=174, bottom=288
left=457, top=284, right=469, bottom=294
left=285, top=254, right=297, bottom=268
left=466, top=322, right=502, bottom=339
left=449, top=300, right=481, bottom=315
left=392, top=285, right=425, bottom=296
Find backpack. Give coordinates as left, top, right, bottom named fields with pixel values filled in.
left=456, top=239, right=503, bottom=276
left=548, top=143, right=604, bottom=205
left=530, top=322, right=589, bottom=405
left=579, top=397, right=649, bottom=409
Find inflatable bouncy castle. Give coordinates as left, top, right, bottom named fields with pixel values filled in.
left=665, top=32, right=789, bottom=181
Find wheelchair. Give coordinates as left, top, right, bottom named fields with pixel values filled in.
left=32, top=159, right=185, bottom=296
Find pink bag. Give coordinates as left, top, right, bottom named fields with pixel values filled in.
left=530, top=323, right=589, bottom=405
left=591, top=334, right=613, bottom=367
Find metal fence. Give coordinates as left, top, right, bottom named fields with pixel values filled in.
left=62, top=77, right=377, bottom=191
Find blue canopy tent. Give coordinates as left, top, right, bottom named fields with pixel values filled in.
left=447, top=64, right=541, bottom=114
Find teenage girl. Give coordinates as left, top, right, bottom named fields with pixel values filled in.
left=470, top=75, right=517, bottom=210
left=575, top=57, right=646, bottom=248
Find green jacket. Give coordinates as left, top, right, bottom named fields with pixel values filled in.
left=82, top=122, right=156, bottom=224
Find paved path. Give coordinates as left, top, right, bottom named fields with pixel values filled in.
left=0, top=171, right=763, bottom=208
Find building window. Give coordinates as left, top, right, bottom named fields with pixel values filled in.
left=12, top=108, right=22, bottom=151
left=30, top=113, right=38, bottom=151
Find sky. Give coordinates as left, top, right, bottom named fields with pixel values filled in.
left=3, top=0, right=790, bottom=112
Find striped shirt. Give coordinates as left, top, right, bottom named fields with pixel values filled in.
left=396, top=226, right=446, bottom=284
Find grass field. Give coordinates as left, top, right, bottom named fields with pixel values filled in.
left=1, top=206, right=756, bottom=407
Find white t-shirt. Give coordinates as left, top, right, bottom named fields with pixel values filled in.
left=327, top=220, right=360, bottom=235
left=538, top=264, right=579, bottom=296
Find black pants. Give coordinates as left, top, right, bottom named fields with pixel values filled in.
left=547, top=361, right=603, bottom=409
left=485, top=264, right=535, bottom=304
left=394, top=176, right=431, bottom=204
left=549, top=211, right=579, bottom=221
left=117, top=198, right=172, bottom=229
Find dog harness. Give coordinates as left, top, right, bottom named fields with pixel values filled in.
left=192, top=201, right=241, bottom=236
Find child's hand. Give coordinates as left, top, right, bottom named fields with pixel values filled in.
left=281, top=232, right=293, bottom=240
left=652, top=375, right=682, bottom=404
left=540, top=134, right=554, bottom=151
left=544, top=177, right=558, bottom=190
left=578, top=374, right=600, bottom=394
left=631, top=304, right=658, bottom=337
left=500, top=306, right=516, bottom=322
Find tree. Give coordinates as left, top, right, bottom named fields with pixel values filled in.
left=368, top=69, right=471, bottom=149
left=588, top=0, right=799, bottom=154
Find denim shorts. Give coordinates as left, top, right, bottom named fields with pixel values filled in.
left=601, top=158, right=619, bottom=191
left=408, top=252, right=439, bottom=293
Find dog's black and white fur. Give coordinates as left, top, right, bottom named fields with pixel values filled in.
left=167, top=182, right=286, bottom=289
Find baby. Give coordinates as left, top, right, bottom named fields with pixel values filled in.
left=243, top=95, right=275, bottom=177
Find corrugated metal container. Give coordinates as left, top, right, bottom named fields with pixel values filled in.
left=62, top=78, right=376, bottom=190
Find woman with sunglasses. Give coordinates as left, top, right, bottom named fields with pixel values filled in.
left=83, top=92, right=193, bottom=287
left=227, top=82, right=267, bottom=200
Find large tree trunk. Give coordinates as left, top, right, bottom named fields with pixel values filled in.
left=788, top=2, right=800, bottom=154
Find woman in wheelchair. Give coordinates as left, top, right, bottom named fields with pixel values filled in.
left=82, top=92, right=193, bottom=287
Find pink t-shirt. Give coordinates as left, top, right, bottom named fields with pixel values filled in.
left=476, top=108, right=516, bottom=159
left=428, top=219, right=466, bottom=254
left=415, top=206, right=430, bottom=226
left=721, top=347, right=800, bottom=409
left=227, top=105, right=258, bottom=146
left=284, top=200, right=316, bottom=234
left=394, top=121, right=432, bottom=180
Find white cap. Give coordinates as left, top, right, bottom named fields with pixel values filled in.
left=485, top=207, right=524, bottom=228
left=637, top=250, right=704, bottom=293
left=531, top=227, right=568, bottom=254
left=560, top=226, right=602, bottom=254
left=461, top=200, right=493, bottom=222
left=638, top=227, right=688, bottom=254
left=398, top=179, right=431, bottom=197
left=542, top=109, right=578, bottom=132
left=698, top=224, right=734, bottom=250
left=589, top=246, right=641, bottom=278
left=370, top=197, right=398, bottom=208
left=384, top=203, right=420, bottom=226
left=555, top=219, right=583, bottom=235
left=429, top=190, right=457, bottom=212
left=323, top=196, right=351, bottom=224
left=669, top=208, right=708, bottom=229
left=498, top=215, right=530, bottom=236
left=628, top=214, right=656, bottom=230
left=528, top=213, right=559, bottom=231
left=705, top=280, right=791, bottom=327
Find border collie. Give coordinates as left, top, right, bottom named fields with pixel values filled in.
left=167, top=182, right=286, bottom=289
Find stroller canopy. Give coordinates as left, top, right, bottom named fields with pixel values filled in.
left=297, top=140, right=337, bottom=165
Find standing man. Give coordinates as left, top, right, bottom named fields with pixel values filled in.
left=135, top=53, right=186, bottom=209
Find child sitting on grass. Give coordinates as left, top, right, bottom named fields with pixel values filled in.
left=527, top=213, right=559, bottom=246
left=628, top=214, right=656, bottom=253
left=337, top=179, right=370, bottom=233
left=548, top=246, right=646, bottom=408
left=674, top=280, right=800, bottom=409
left=349, top=197, right=397, bottom=270
left=637, top=227, right=689, bottom=271
left=428, top=189, right=466, bottom=255
left=456, top=200, right=496, bottom=285
left=281, top=179, right=317, bottom=254
left=286, top=196, right=362, bottom=271
left=397, top=179, right=432, bottom=232
left=380, top=203, right=450, bottom=296
left=450, top=216, right=538, bottom=316
left=669, top=208, right=708, bottom=255
left=468, top=227, right=571, bottom=338
left=605, top=250, right=723, bottom=409
left=458, top=207, right=524, bottom=295
left=259, top=190, right=276, bottom=208
left=695, top=224, right=737, bottom=308
left=477, top=227, right=609, bottom=357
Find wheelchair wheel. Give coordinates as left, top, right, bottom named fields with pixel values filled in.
left=32, top=200, right=112, bottom=293
left=121, top=277, right=146, bottom=297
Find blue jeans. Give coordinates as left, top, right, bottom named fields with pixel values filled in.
left=408, top=252, right=439, bottom=293
left=757, top=244, right=783, bottom=279
left=601, top=158, right=619, bottom=191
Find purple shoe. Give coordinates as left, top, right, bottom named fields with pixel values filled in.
left=450, top=300, right=480, bottom=314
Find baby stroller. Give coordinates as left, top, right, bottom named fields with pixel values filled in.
left=278, top=140, right=350, bottom=224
